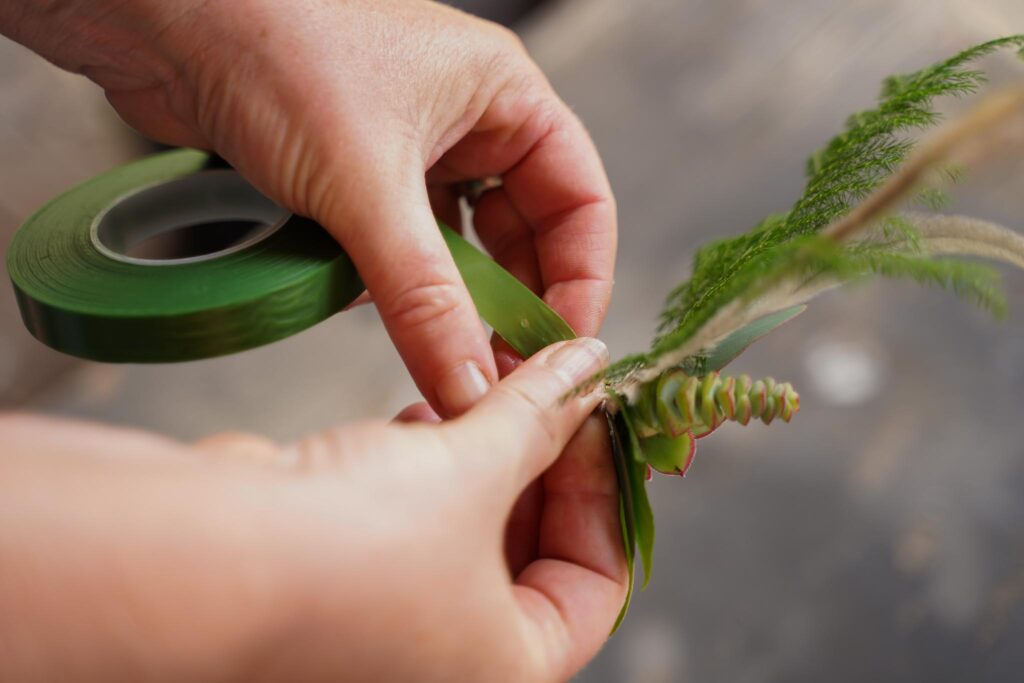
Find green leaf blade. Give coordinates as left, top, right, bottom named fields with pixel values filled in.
left=705, top=305, right=806, bottom=372
left=442, top=224, right=575, bottom=355
left=617, top=411, right=655, bottom=589
left=650, top=35, right=1024, bottom=363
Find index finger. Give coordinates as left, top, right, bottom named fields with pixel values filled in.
left=428, top=84, right=617, bottom=337
left=501, top=104, right=617, bottom=337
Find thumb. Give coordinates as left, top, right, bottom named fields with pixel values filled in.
left=330, top=170, right=498, bottom=419
left=448, top=337, right=610, bottom=494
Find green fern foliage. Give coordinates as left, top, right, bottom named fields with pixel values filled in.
left=600, top=37, right=1024, bottom=628
left=602, top=36, right=1024, bottom=386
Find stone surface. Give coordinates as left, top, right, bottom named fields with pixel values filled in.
left=2, top=1, right=1024, bottom=680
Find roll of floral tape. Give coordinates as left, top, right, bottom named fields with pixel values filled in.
left=7, top=149, right=365, bottom=362
left=8, top=148, right=576, bottom=364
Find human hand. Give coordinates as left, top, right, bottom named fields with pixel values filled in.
left=0, top=338, right=627, bottom=682
left=1, top=0, right=617, bottom=416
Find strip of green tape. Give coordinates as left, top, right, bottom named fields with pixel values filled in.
left=7, top=148, right=574, bottom=363
left=442, top=224, right=576, bottom=356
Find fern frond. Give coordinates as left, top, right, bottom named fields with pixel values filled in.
left=594, top=35, right=1024, bottom=630
left=600, top=36, right=1024, bottom=390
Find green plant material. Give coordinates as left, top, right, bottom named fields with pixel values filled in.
left=456, top=37, right=1024, bottom=632
left=745, top=233, right=1007, bottom=317
left=442, top=224, right=576, bottom=356
left=598, top=35, right=1024, bottom=389
left=604, top=391, right=666, bottom=631
left=890, top=212, right=1024, bottom=268
left=607, top=411, right=636, bottom=633
left=701, top=305, right=806, bottom=373
left=605, top=403, right=658, bottom=633
left=566, top=36, right=1024, bottom=629
left=615, top=406, right=656, bottom=589
left=441, top=225, right=647, bottom=632
left=629, top=370, right=799, bottom=439
left=639, top=432, right=696, bottom=477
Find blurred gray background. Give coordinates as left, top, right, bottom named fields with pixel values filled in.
left=3, top=0, right=1024, bottom=680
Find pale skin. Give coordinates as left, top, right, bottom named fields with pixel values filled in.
left=0, top=1, right=623, bottom=681
left=1, top=340, right=625, bottom=681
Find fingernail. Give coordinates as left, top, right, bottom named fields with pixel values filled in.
left=437, top=361, right=491, bottom=417
left=545, top=337, right=610, bottom=385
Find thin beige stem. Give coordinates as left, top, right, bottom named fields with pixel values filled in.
left=614, top=87, right=1024, bottom=399
left=823, top=86, right=1024, bottom=243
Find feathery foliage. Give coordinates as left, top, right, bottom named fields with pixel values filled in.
left=598, top=36, right=1024, bottom=627
left=601, top=35, right=1024, bottom=387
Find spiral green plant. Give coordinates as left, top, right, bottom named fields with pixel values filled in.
left=630, top=370, right=800, bottom=439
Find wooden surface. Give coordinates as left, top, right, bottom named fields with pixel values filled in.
left=2, top=1, right=1024, bottom=680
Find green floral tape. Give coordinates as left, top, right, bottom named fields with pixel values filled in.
left=7, top=148, right=573, bottom=364
left=7, top=149, right=365, bottom=362
left=442, top=224, right=575, bottom=356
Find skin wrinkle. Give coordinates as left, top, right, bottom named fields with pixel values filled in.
left=7, top=2, right=129, bottom=85
left=505, top=383, right=564, bottom=446
left=514, top=579, right=575, bottom=681
left=420, top=43, right=487, bottom=153
left=379, top=281, right=465, bottom=335
left=540, top=497, right=622, bottom=578
left=427, top=38, right=530, bottom=166
left=505, top=480, right=546, bottom=575
left=427, top=82, right=559, bottom=183
left=134, top=0, right=210, bottom=80
left=434, top=91, right=615, bottom=334
left=501, top=118, right=615, bottom=309
left=492, top=227, right=542, bottom=280
left=532, top=196, right=614, bottom=239
left=71, top=0, right=200, bottom=86
left=538, top=221, right=615, bottom=270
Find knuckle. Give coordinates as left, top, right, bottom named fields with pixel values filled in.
left=285, top=422, right=393, bottom=472
left=381, top=280, right=465, bottom=331
left=473, top=22, right=539, bottom=87
left=464, top=11, right=525, bottom=56
left=489, top=22, right=527, bottom=55
left=284, top=432, right=335, bottom=471
left=286, top=428, right=346, bottom=472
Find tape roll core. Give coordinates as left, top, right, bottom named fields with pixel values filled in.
left=92, top=170, right=287, bottom=266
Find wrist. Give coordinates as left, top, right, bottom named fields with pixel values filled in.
left=0, top=0, right=207, bottom=90
left=0, top=0, right=58, bottom=51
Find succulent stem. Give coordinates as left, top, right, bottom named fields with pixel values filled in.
left=629, top=370, right=800, bottom=439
